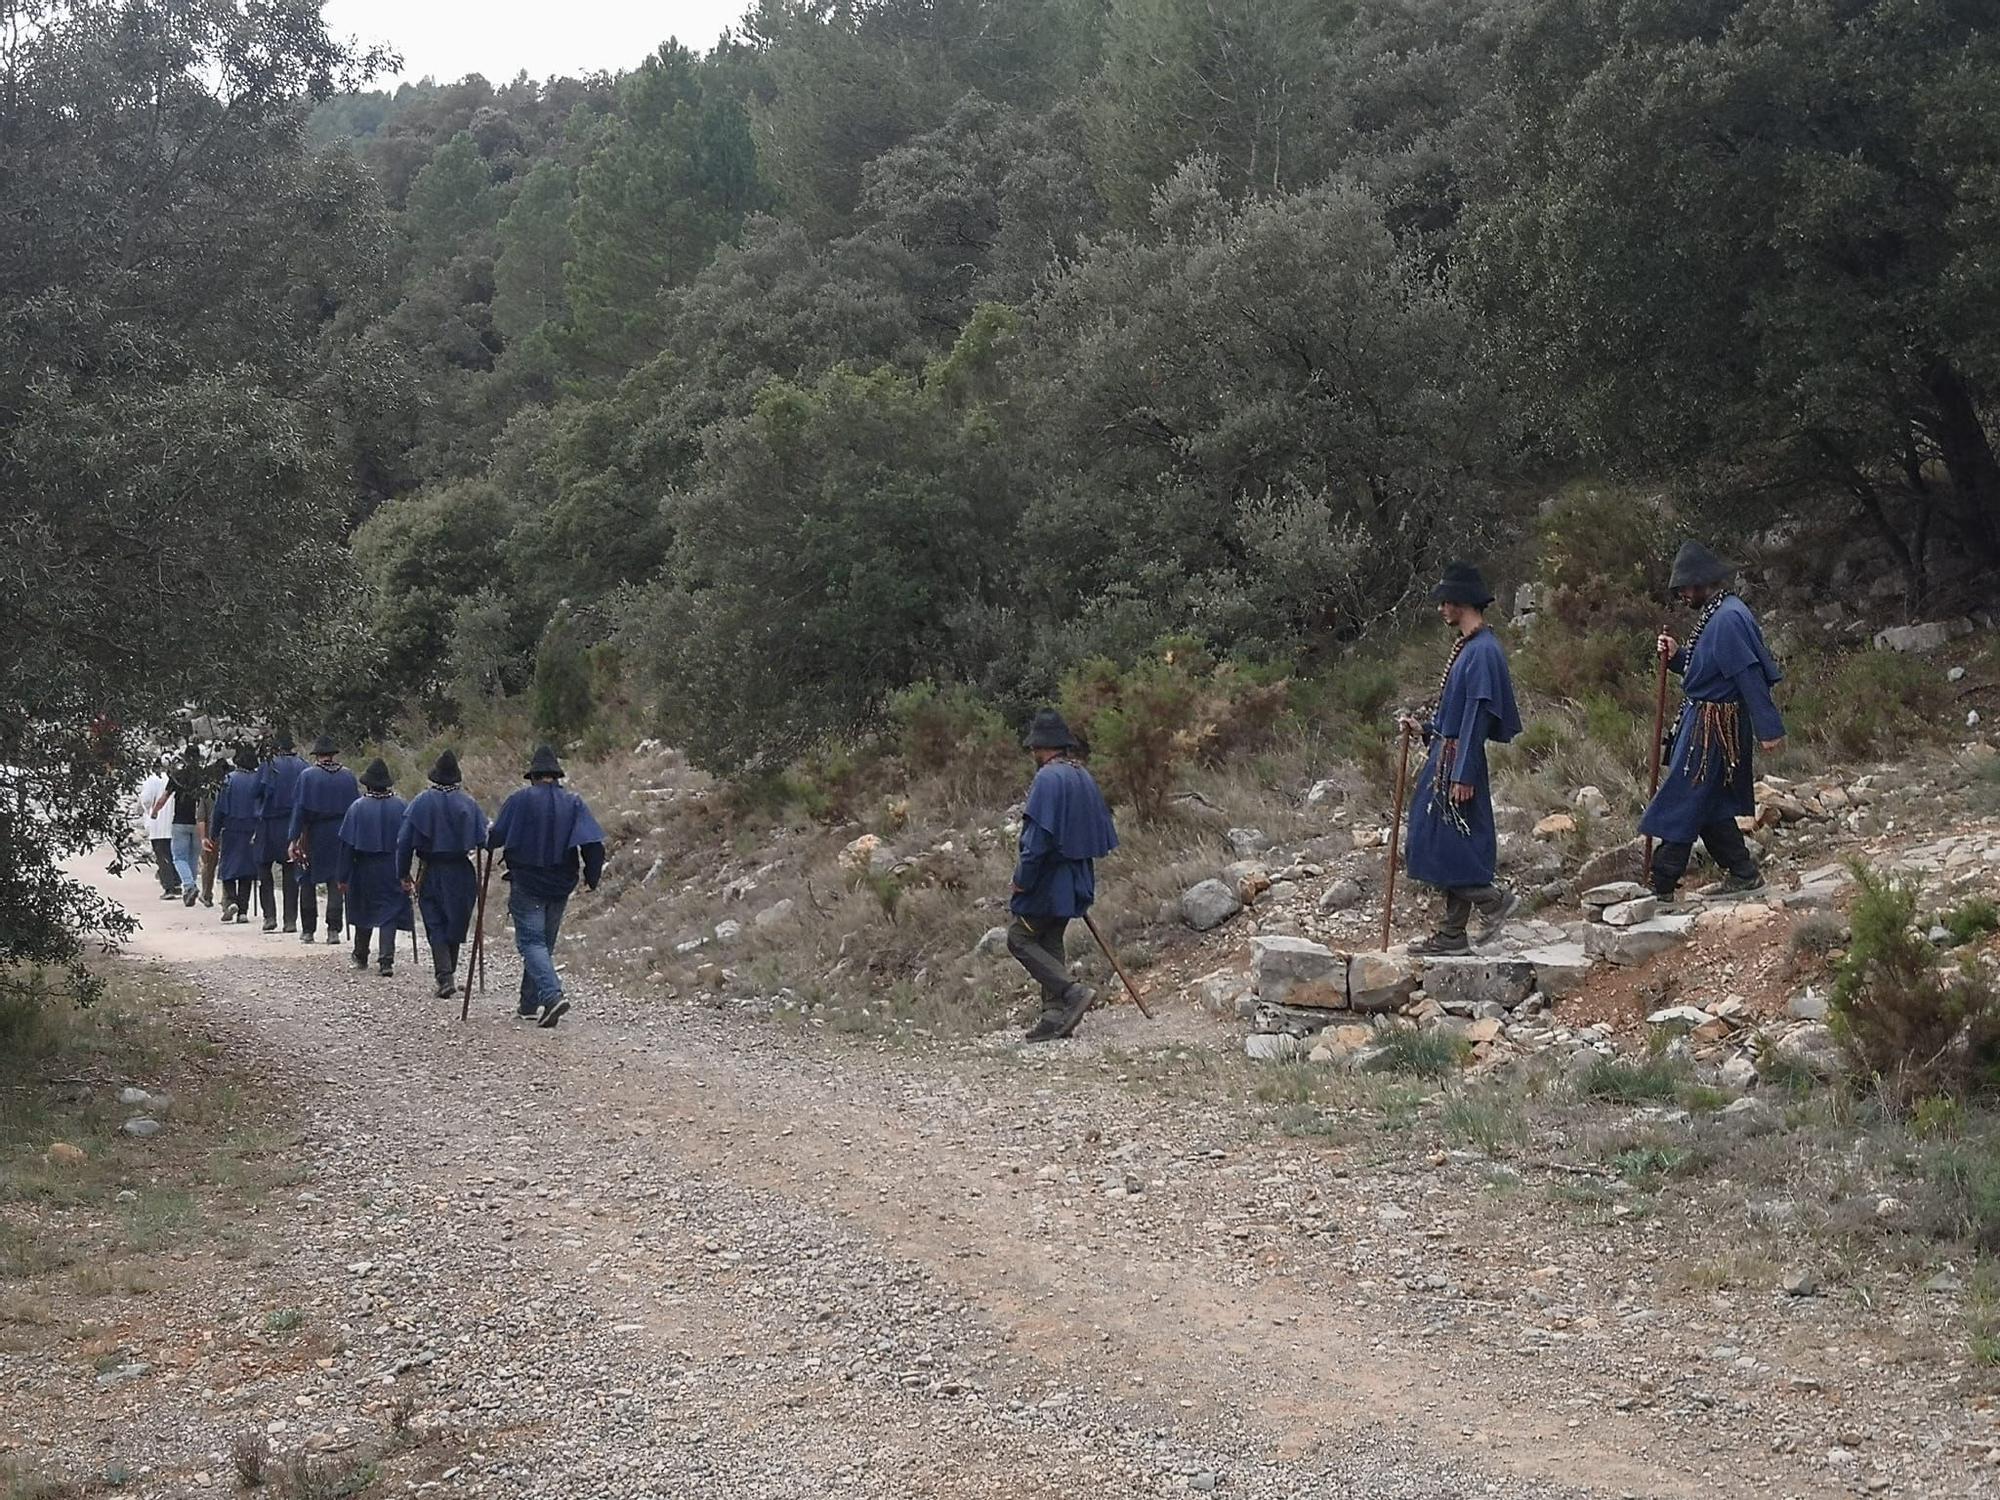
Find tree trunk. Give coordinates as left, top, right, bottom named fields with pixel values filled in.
left=1923, top=359, right=2000, bottom=565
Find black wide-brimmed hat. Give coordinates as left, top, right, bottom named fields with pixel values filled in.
left=1430, top=561, right=1495, bottom=608
left=359, top=758, right=393, bottom=792
left=525, top=744, right=565, bottom=780
left=1024, top=709, right=1078, bottom=751
left=231, top=744, right=257, bottom=772
left=311, top=734, right=338, bottom=757
left=430, top=750, right=462, bottom=786
left=1668, top=540, right=1732, bottom=590
left=274, top=732, right=295, bottom=753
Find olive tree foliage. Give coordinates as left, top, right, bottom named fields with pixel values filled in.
left=1013, top=162, right=1508, bottom=660
left=1468, top=0, right=2000, bottom=603
left=0, top=0, right=392, bottom=987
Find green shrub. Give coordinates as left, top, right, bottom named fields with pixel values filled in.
left=1789, top=912, right=1848, bottom=962
left=779, top=740, right=874, bottom=823
left=1060, top=640, right=1288, bottom=821
left=1784, top=650, right=1947, bottom=759
left=1831, top=862, right=2000, bottom=1109
left=1936, top=896, right=2000, bottom=946
left=886, top=681, right=1019, bottom=805
left=1924, top=1132, right=2000, bottom=1253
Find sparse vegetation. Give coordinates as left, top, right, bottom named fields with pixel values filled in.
left=1363, top=1028, right=1471, bottom=1081
left=1574, top=1054, right=1688, bottom=1103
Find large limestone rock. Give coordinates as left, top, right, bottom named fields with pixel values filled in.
left=1772, top=1022, right=1845, bottom=1080
left=1872, top=620, right=1967, bottom=654
left=1583, top=914, right=1695, bottom=965
left=1347, top=950, right=1420, bottom=1013
left=1601, top=895, right=1658, bottom=927
left=1419, top=956, right=1537, bottom=1011
left=1180, top=879, right=1243, bottom=931
left=1577, top=839, right=1648, bottom=891
left=1192, top=966, right=1256, bottom=1018
left=1251, top=936, right=1349, bottom=1010
left=1245, top=1032, right=1302, bottom=1062
left=1516, top=943, right=1592, bottom=998
left=1582, top=881, right=1649, bottom=909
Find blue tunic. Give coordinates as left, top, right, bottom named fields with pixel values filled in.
left=1639, top=596, right=1784, bottom=843
left=1405, top=628, right=1522, bottom=889
left=489, top=784, right=606, bottom=900
left=336, top=794, right=414, bottom=932
left=256, top=753, right=307, bottom=868
left=397, top=787, right=490, bottom=945
left=1010, top=760, right=1118, bottom=918
left=210, top=769, right=264, bottom=882
left=288, top=763, right=360, bottom=883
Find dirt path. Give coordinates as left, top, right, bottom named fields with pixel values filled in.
left=16, top=853, right=1995, bottom=1497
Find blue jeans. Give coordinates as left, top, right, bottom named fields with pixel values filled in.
left=509, top=890, right=568, bottom=1014
left=169, top=825, right=200, bottom=890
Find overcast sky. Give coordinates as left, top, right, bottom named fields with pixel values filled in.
left=321, top=1, right=750, bottom=86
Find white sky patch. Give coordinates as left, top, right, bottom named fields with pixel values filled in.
left=321, top=0, right=750, bottom=86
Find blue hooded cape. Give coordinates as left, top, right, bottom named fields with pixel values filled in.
left=337, top=794, right=414, bottom=932
left=210, top=769, right=264, bottom=882
left=289, top=763, right=360, bottom=884
left=397, top=787, right=490, bottom=946
left=489, top=783, right=607, bottom=900
left=1405, top=628, right=1522, bottom=890
left=256, top=752, right=308, bottom=864
left=1010, top=759, right=1118, bottom=919
left=1639, top=595, right=1785, bottom=843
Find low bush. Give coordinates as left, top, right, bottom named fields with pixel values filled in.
left=1831, top=863, right=2000, bottom=1109
left=1060, top=640, right=1288, bottom=821
left=1576, top=1054, right=1687, bottom=1103
left=1936, top=896, right=2000, bottom=947
left=1784, top=649, right=1948, bottom=760
left=1363, top=1027, right=1470, bottom=1080
left=886, top=681, right=1019, bottom=807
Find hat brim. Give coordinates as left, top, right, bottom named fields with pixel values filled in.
left=1430, top=584, right=1495, bottom=607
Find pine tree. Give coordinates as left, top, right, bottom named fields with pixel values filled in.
left=493, top=162, right=575, bottom=344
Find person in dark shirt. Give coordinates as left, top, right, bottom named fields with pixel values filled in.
left=154, top=746, right=205, bottom=906
left=486, top=745, right=604, bottom=1029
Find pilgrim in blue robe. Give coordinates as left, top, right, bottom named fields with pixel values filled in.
left=488, top=784, right=607, bottom=899
left=397, top=787, right=490, bottom=946
left=336, top=794, right=414, bottom=933
left=1639, top=595, right=1784, bottom=844
left=1405, top=628, right=1523, bottom=890
left=289, top=762, right=361, bottom=884
left=209, top=768, right=265, bottom=882
left=1010, top=760, right=1119, bottom=919
left=256, top=751, right=308, bottom=868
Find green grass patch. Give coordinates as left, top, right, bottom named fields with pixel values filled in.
left=1363, top=1029, right=1470, bottom=1080
left=1440, top=1089, right=1529, bottom=1153
left=1575, top=1054, right=1688, bottom=1102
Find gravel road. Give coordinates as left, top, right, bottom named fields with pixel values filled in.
left=16, top=854, right=1995, bottom=1498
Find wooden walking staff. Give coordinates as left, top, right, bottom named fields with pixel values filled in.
left=1082, top=912, right=1153, bottom=1019
left=1381, top=722, right=1415, bottom=951
left=1644, top=643, right=1671, bottom=882
left=461, top=847, right=494, bottom=1022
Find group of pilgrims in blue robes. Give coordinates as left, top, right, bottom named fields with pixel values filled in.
left=1392, top=544, right=1784, bottom=956
left=174, top=737, right=606, bottom=1024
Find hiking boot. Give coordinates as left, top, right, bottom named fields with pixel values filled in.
left=1699, top=872, right=1766, bottom=899
left=282, top=921, right=296, bottom=933
left=537, top=998, right=571, bottom=1029
left=160, top=889, right=181, bottom=902
left=1051, top=981, right=1097, bottom=1039
left=1022, top=1010, right=1065, bottom=1044
left=324, top=931, right=341, bottom=945
left=1408, top=931, right=1470, bottom=956
left=434, top=979, right=457, bottom=1000
left=377, top=963, right=394, bottom=978
left=350, top=953, right=369, bottom=969
left=1473, top=889, right=1522, bottom=945
left=200, top=894, right=214, bottom=908
left=262, top=919, right=277, bottom=932
left=183, top=890, right=198, bottom=907
left=299, top=928, right=315, bottom=943
left=221, top=902, right=238, bottom=922
left=235, top=913, right=250, bottom=925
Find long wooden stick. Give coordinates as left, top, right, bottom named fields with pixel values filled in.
left=1082, top=912, right=1153, bottom=1019
left=1645, top=644, right=1671, bottom=882
left=1381, top=723, right=1414, bottom=952
left=462, top=848, right=493, bottom=1022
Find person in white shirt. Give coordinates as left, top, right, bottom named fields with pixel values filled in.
left=136, top=755, right=181, bottom=899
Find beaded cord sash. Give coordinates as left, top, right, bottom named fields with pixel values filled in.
left=1673, top=590, right=1743, bottom=786
left=1422, top=629, right=1481, bottom=838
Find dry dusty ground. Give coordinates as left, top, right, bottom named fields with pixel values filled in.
left=3, top=851, right=1996, bottom=1499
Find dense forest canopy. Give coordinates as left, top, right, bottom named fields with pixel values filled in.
left=5, top=0, right=1999, bottom=972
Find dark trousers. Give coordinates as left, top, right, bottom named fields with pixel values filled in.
left=258, top=861, right=297, bottom=926
left=1438, top=883, right=1507, bottom=939
left=199, top=842, right=217, bottom=905
left=431, top=940, right=461, bottom=989
left=1007, top=915, right=1073, bottom=1010
left=223, top=876, right=253, bottom=911
left=1652, top=817, right=1757, bottom=894
left=352, top=925, right=395, bottom=969
left=150, top=838, right=180, bottom=892
left=300, top=879, right=344, bottom=937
